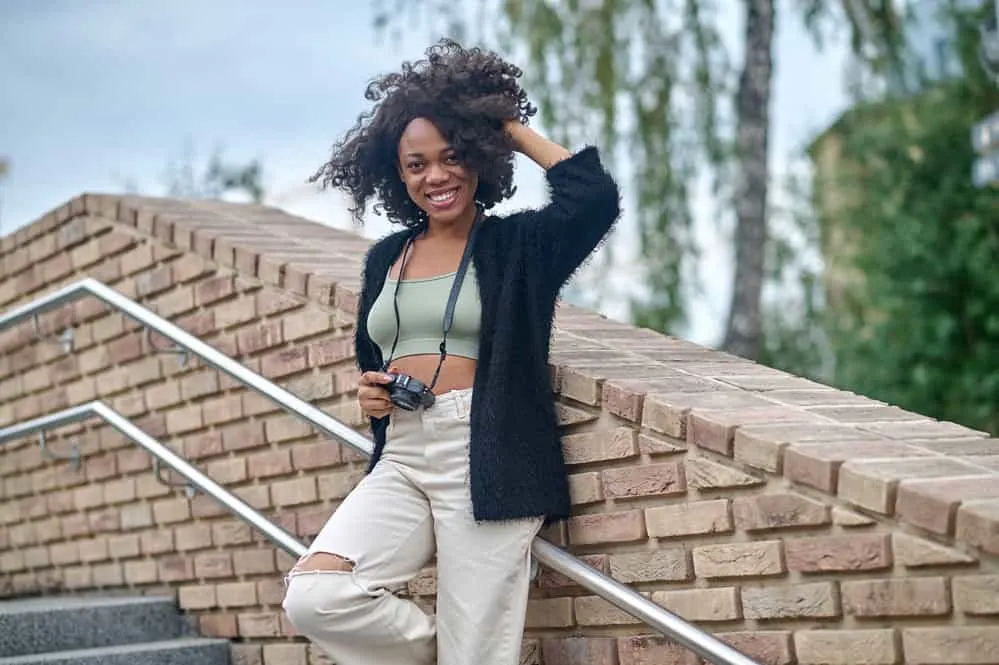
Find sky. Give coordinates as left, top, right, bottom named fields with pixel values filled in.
left=0, top=0, right=862, bottom=345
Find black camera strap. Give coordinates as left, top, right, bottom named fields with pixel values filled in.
left=383, top=209, right=481, bottom=391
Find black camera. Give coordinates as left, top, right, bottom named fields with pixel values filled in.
left=384, top=372, right=436, bottom=411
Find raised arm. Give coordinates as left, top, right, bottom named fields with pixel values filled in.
left=505, top=121, right=621, bottom=288
left=506, top=121, right=572, bottom=169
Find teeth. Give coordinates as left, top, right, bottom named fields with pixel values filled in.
left=428, top=189, right=457, bottom=203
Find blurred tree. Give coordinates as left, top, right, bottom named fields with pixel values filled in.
left=806, top=4, right=999, bottom=433
left=722, top=0, right=775, bottom=359
left=756, top=167, right=832, bottom=379
left=373, top=0, right=903, bottom=360
left=164, top=144, right=265, bottom=204
left=121, top=143, right=266, bottom=204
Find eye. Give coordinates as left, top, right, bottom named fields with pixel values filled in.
left=444, top=153, right=459, bottom=165
left=406, top=160, right=424, bottom=171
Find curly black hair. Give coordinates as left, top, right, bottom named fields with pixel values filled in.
left=309, top=38, right=537, bottom=228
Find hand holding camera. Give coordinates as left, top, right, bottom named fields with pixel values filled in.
left=357, top=371, right=396, bottom=419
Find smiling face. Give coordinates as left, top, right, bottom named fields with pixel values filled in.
left=398, top=117, right=479, bottom=228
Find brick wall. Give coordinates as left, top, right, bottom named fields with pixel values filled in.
left=1, top=194, right=998, bottom=665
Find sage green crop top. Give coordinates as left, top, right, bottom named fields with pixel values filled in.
left=366, top=266, right=481, bottom=362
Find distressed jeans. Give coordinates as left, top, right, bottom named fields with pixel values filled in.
left=282, top=389, right=543, bottom=665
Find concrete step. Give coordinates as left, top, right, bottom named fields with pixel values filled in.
left=0, top=638, right=231, bottom=665
left=0, top=596, right=195, bottom=657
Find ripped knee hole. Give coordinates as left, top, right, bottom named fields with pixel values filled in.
left=292, top=552, right=355, bottom=573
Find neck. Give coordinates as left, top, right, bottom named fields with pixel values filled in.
left=424, top=205, right=477, bottom=240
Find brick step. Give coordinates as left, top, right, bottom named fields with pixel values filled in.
left=0, top=595, right=217, bottom=662
left=0, top=638, right=231, bottom=665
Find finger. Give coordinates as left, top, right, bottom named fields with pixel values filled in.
left=360, top=371, right=392, bottom=386
left=358, top=385, right=390, bottom=401
left=359, top=372, right=381, bottom=386
left=360, top=389, right=393, bottom=404
left=361, top=399, right=393, bottom=411
left=364, top=405, right=393, bottom=419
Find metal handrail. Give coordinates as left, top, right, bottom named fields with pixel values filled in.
left=0, top=278, right=758, bottom=665
left=0, top=278, right=370, bottom=459
left=0, top=402, right=306, bottom=557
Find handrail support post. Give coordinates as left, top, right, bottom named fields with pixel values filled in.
left=38, top=431, right=81, bottom=471
left=32, top=314, right=74, bottom=354
left=153, top=458, right=198, bottom=498
left=145, top=327, right=190, bottom=366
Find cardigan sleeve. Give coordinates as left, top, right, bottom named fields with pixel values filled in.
left=523, top=146, right=621, bottom=288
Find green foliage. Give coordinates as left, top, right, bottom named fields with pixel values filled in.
left=757, top=170, right=832, bottom=378
left=812, top=5, right=999, bottom=433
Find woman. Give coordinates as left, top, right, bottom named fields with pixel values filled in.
left=282, top=39, right=620, bottom=665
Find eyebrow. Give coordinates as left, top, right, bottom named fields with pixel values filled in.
left=402, top=147, right=455, bottom=158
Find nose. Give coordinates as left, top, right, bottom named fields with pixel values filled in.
left=425, top=162, right=448, bottom=184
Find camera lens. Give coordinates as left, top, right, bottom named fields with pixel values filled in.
left=389, top=384, right=421, bottom=411
left=394, top=392, right=420, bottom=410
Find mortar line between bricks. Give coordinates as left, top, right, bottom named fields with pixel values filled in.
left=183, top=199, right=361, bottom=264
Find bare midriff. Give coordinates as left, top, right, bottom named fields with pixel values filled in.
left=389, top=354, right=477, bottom=396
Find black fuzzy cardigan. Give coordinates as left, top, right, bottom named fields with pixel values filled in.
left=353, top=146, right=620, bottom=523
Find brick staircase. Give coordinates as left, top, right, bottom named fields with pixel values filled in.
left=2, top=194, right=999, bottom=665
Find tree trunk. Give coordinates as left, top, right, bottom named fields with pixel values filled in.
left=722, top=0, right=775, bottom=360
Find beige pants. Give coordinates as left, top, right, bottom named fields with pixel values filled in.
left=282, top=389, right=543, bottom=665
